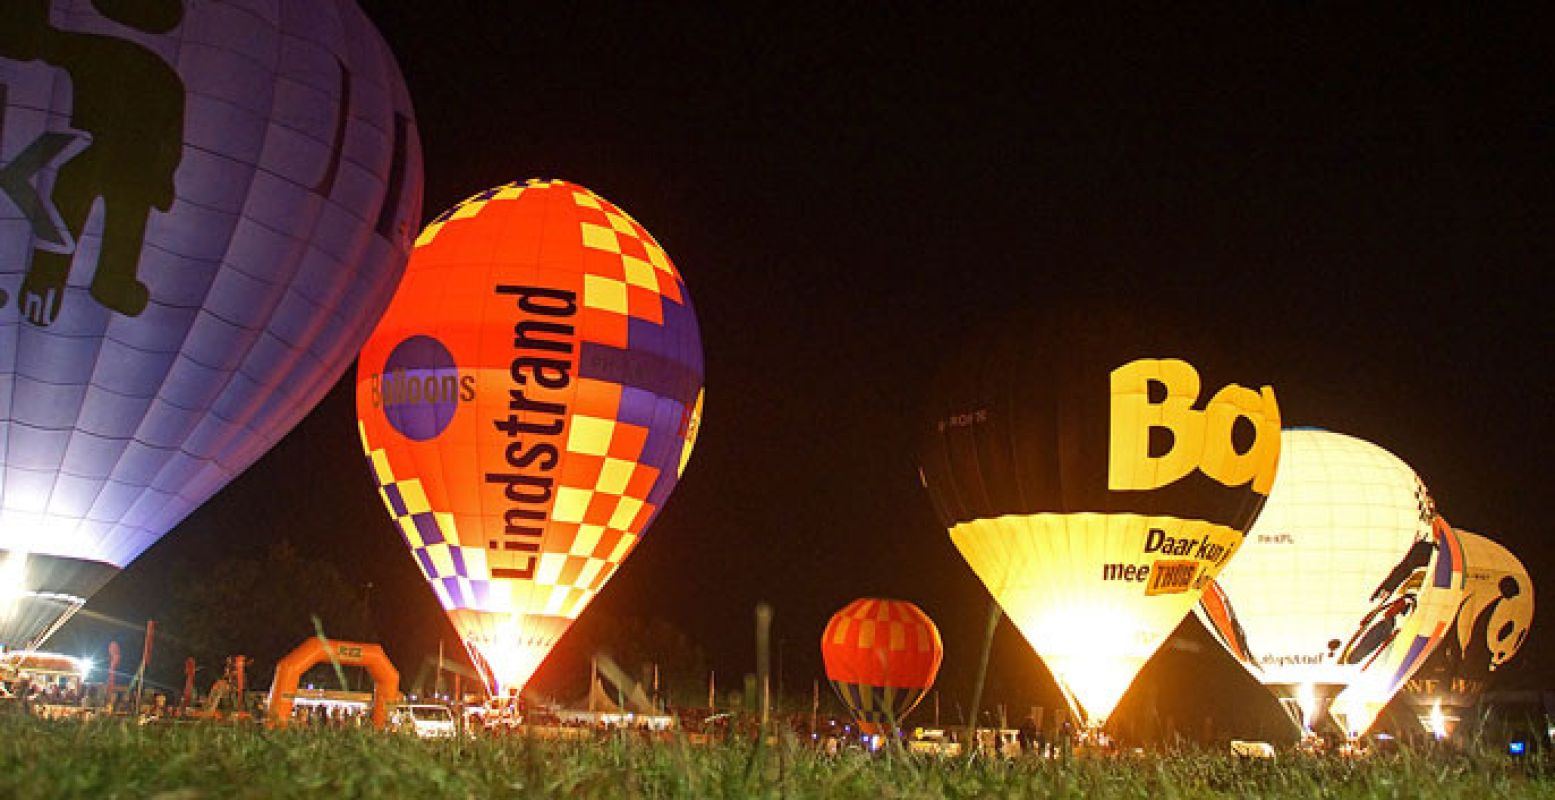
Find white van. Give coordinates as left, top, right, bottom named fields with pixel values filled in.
left=391, top=704, right=457, bottom=738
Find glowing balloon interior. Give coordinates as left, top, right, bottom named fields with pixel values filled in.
left=821, top=598, right=943, bottom=734
left=0, top=0, right=422, bottom=649
left=356, top=179, right=702, bottom=696
left=1194, top=429, right=1465, bottom=737
left=918, top=319, right=1281, bottom=728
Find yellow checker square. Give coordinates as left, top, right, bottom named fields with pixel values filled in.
left=396, top=479, right=431, bottom=514
left=398, top=516, right=425, bottom=548
left=451, top=199, right=486, bottom=221
left=575, top=558, right=607, bottom=591
left=644, top=241, right=672, bottom=273
left=608, top=532, right=637, bottom=564
left=544, top=585, right=571, bottom=616
left=492, top=184, right=524, bottom=201
left=621, top=255, right=659, bottom=291
left=574, top=191, right=601, bottom=210
left=535, top=552, right=568, bottom=586
left=890, top=622, right=906, bottom=651
left=566, top=415, right=616, bottom=456
left=461, top=546, right=490, bottom=581
left=570, top=524, right=605, bottom=557
left=551, top=486, right=593, bottom=524
left=583, top=274, right=629, bottom=315
left=580, top=222, right=621, bottom=253
left=414, top=222, right=445, bottom=248
left=566, top=589, right=595, bottom=618
left=434, top=512, right=459, bottom=544
left=426, top=544, right=456, bottom=577
left=608, top=496, right=644, bottom=530
left=831, top=617, right=851, bottom=644
left=368, top=448, right=394, bottom=484
left=858, top=620, right=876, bottom=649
left=605, top=211, right=636, bottom=236
left=595, top=458, right=636, bottom=495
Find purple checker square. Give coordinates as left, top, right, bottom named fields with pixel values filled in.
left=659, top=296, right=704, bottom=379
left=449, top=546, right=467, bottom=577
left=625, top=312, right=667, bottom=361
left=383, top=483, right=408, bottom=516
left=441, top=577, right=466, bottom=607
left=412, top=513, right=443, bottom=545
left=367, top=459, right=388, bottom=487
left=618, top=386, right=658, bottom=428
left=642, top=398, right=687, bottom=509
left=415, top=548, right=436, bottom=576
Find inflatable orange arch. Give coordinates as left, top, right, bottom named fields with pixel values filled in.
left=266, top=639, right=400, bottom=729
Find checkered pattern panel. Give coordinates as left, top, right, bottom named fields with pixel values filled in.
left=829, top=679, right=931, bottom=732
left=525, top=399, right=662, bottom=617
left=413, top=180, right=541, bottom=248
left=360, top=421, right=497, bottom=612
left=821, top=598, right=945, bottom=694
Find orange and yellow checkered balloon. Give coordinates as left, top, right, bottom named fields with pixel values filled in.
left=821, top=598, right=943, bottom=734
left=356, top=180, right=703, bottom=696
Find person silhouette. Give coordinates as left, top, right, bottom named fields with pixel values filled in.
left=0, top=0, right=184, bottom=326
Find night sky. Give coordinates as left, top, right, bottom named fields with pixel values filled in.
left=60, top=6, right=1551, bottom=732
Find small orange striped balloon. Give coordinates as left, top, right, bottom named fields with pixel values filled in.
left=820, top=598, right=943, bottom=734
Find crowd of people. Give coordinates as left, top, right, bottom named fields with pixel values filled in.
left=289, top=703, right=374, bottom=728
left=1, top=677, right=85, bottom=710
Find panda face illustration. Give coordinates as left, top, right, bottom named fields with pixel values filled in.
left=1486, top=576, right=1533, bottom=669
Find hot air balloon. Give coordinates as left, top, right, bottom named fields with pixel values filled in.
left=355, top=179, right=703, bottom=697
left=918, top=316, right=1281, bottom=731
left=1398, top=529, right=1531, bottom=739
left=821, top=598, right=943, bottom=735
left=0, top=0, right=422, bottom=650
left=1193, top=428, right=1465, bottom=738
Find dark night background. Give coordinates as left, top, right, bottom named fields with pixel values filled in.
left=54, top=6, right=1551, bottom=737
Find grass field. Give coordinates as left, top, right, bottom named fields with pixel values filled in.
left=1, top=716, right=1551, bottom=799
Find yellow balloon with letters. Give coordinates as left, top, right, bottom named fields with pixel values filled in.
left=919, top=318, right=1280, bottom=729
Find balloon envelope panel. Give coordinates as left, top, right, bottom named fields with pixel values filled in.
left=918, top=317, right=1281, bottom=726
left=1399, top=529, right=1533, bottom=735
left=821, top=598, right=942, bottom=734
left=1450, top=531, right=1533, bottom=676
left=356, top=180, right=703, bottom=696
left=1193, top=429, right=1466, bottom=735
left=0, top=0, right=422, bottom=649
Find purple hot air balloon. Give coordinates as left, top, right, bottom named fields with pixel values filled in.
left=0, top=0, right=423, bottom=649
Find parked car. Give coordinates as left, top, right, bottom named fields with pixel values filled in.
left=390, top=704, right=457, bottom=738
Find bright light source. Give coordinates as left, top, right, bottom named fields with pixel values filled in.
left=0, top=550, right=28, bottom=620
left=1296, top=682, right=1319, bottom=733
left=79, top=657, right=94, bottom=680
left=1510, top=740, right=1527, bottom=756
left=1427, top=699, right=1448, bottom=740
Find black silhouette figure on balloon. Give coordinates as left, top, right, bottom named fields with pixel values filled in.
left=1336, top=537, right=1435, bottom=667
left=0, top=0, right=184, bottom=326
